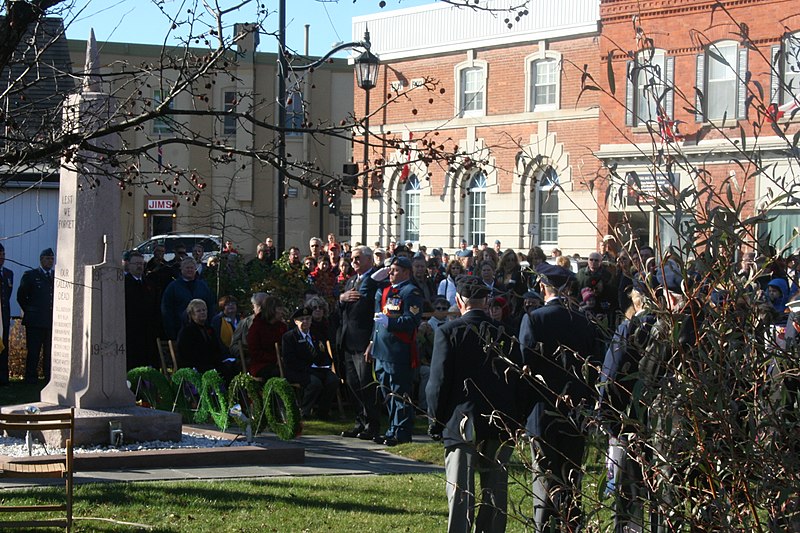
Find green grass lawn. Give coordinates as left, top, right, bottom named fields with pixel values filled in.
left=0, top=382, right=614, bottom=531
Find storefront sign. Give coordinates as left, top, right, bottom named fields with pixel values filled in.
left=147, top=198, right=174, bottom=211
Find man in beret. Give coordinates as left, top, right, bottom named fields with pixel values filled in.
left=367, top=255, right=424, bottom=446
left=282, top=307, right=339, bottom=420
left=17, top=248, right=56, bottom=384
left=427, top=276, right=520, bottom=532
left=518, top=262, right=601, bottom=531
left=0, top=243, right=12, bottom=385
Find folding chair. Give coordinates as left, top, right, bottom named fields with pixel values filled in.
left=0, top=407, right=75, bottom=531
left=156, top=337, right=178, bottom=376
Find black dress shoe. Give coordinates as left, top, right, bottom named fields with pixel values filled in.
left=341, top=428, right=364, bottom=438
left=382, top=437, right=411, bottom=447
left=356, top=431, right=378, bottom=440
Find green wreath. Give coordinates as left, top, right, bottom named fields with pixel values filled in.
left=127, top=367, right=173, bottom=411
left=198, top=370, right=230, bottom=431
left=262, top=377, right=302, bottom=441
left=171, top=368, right=203, bottom=423
left=227, top=373, right=266, bottom=433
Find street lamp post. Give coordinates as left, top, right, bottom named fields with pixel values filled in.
left=354, top=30, right=380, bottom=246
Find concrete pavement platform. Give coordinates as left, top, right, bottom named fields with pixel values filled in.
left=0, top=431, right=443, bottom=488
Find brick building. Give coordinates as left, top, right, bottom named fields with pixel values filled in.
left=351, top=0, right=603, bottom=255
left=598, top=0, right=800, bottom=254
left=65, top=31, right=354, bottom=256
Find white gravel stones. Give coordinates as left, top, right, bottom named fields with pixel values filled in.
left=0, top=432, right=249, bottom=457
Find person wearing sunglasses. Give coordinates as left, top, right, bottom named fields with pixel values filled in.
left=339, top=247, right=382, bottom=441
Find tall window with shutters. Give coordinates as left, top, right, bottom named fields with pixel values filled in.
left=771, top=32, right=800, bottom=108
left=695, top=41, right=748, bottom=122
left=625, top=49, right=673, bottom=126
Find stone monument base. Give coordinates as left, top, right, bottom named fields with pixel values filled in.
left=1, top=403, right=182, bottom=447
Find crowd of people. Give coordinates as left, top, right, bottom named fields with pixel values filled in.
left=4, top=231, right=800, bottom=531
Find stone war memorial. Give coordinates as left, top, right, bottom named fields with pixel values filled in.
left=2, top=31, right=181, bottom=446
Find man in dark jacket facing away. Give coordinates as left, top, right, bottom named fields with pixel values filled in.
left=427, top=275, right=520, bottom=533
left=518, top=263, right=600, bottom=532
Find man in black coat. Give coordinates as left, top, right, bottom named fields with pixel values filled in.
left=124, top=251, right=160, bottom=370
left=0, top=243, right=13, bottom=385
left=518, top=263, right=601, bottom=532
left=17, top=248, right=55, bottom=384
left=427, top=276, right=520, bottom=533
left=337, top=246, right=381, bottom=439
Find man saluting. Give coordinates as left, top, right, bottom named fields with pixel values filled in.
left=367, top=256, right=423, bottom=446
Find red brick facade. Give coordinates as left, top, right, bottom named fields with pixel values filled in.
left=353, top=30, right=603, bottom=254
left=598, top=0, right=800, bottom=252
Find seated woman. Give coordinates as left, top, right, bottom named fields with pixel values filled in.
left=210, top=295, right=240, bottom=354
left=246, top=294, right=287, bottom=379
left=176, top=299, right=224, bottom=373
left=281, top=307, right=339, bottom=420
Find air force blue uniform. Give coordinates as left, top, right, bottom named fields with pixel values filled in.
left=372, top=279, right=423, bottom=442
left=0, top=266, right=13, bottom=384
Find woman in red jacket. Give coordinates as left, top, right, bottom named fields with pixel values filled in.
left=246, top=294, right=287, bottom=379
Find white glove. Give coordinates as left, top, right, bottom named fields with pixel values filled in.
left=371, top=266, right=390, bottom=282
left=373, top=313, right=389, bottom=327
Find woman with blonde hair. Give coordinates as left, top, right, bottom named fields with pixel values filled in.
left=176, top=299, right=223, bottom=372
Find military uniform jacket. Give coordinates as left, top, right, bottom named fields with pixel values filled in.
left=281, top=328, right=331, bottom=387
left=371, top=279, right=423, bottom=364
left=16, top=268, right=54, bottom=329
left=518, top=298, right=600, bottom=437
left=426, top=309, right=521, bottom=447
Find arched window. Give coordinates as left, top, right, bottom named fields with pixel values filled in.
left=402, top=174, right=420, bottom=242
left=465, top=172, right=487, bottom=245
left=455, top=60, right=487, bottom=117
left=538, top=167, right=558, bottom=246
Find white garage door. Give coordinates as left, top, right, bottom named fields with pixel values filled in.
left=0, top=182, right=59, bottom=317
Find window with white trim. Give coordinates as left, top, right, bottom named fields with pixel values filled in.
left=152, top=89, right=173, bottom=134
left=696, top=40, right=747, bottom=122
left=458, top=65, right=486, bottom=116
left=538, top=167, right=558, bottom=246
left=465, top=172, right=487, bottom=245
left=285, top=90, right=303, bottom=136
left=223, top=90, right=237, bottom=135
left=531, top=59, right=558, bottom=110
left=402, top=174, right=420, bottom=242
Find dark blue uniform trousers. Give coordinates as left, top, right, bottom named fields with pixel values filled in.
left=375, top=358, right=414, bottom=441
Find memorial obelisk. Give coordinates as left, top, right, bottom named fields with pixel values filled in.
left=40, top=30, right=134, bottom=408
left=11, top=31, right=182, bottom=445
